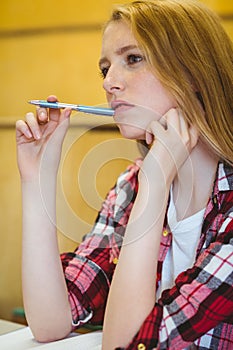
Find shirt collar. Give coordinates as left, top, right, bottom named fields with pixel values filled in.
left=216, top=161, right=233, bottom=192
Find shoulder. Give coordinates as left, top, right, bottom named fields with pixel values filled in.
left=217, top=161, right=233, bottom=191
left=210, top=161, right=233, bottom=215
left=200, top=162, right=233, bottom=250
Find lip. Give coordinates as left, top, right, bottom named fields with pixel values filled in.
left=111, top=100, right=135, bottom=112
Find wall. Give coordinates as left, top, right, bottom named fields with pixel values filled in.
left=0, top=0, right=139, bottom=321
left=0, top=0, right=232, bottom=321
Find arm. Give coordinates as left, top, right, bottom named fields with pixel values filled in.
left=120, top=219, right=233, bottom=350
left=102, top=163, right=169, bottom=348
left=60, top=163, right=140, bottom=327
left=102, top=109, right=199, bottom=349
left=16, top=96, right=73, bottom=342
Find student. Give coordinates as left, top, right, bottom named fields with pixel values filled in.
left=16, top=0, right=233, bottom=349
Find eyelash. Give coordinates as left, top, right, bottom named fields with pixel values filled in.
left=99, top=54, right=144, bottom=79
left=99, top=67, right=109, bottom=79
left=127, top=54, right=144, bottom=65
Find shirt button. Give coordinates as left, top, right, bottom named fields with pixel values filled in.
left=163, top=229, right=169, bottom=237
left=137, top=343, right=146, bottom=350
left=112, top=257, right=118, bottom=264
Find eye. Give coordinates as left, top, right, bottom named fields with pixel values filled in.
left=127, top=54, right=144, bottom=65
left=99, top=66, right=109, bottom=79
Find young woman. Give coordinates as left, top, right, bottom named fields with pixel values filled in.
left=16, top=0, right=233, bottom=349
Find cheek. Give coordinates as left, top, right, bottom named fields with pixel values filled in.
left=138, top=76, right=176, bottom=113
left=105, top=92, right=112, bottom=104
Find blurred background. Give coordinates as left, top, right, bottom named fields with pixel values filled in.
left=0, top=0, right=232, bottom=324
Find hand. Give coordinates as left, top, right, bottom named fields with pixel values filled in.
left=140, top=108, right=199, bottom=185
left=16, top=95, right=71, bottom=181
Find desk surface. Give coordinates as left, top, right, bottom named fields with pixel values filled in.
left=0, top=319, right=102, bottom=350
left=0, top=319, right=25, bottom=335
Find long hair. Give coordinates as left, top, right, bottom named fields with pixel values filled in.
left=106, top=0, right=233, bottom=164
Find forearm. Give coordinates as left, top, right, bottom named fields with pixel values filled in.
left=103, top=173, right=169, bottom=349
left=22, top=178, right=72, bottom=342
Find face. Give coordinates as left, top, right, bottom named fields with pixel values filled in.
left=99, top=20, right=177, bottom=139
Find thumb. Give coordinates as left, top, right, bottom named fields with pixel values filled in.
left=52, top=108, right=71, bottom=146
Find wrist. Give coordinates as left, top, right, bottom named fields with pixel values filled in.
left=138, top=161, right=173, bottom=193
left=20, top=167, right=58, bottom=185
left=140, top=142, right=179, bottom=186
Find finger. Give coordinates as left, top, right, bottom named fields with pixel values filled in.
left=149, top=119, right=166, bottom=139
left=56, top=107, right=72, bottom=129
left=47, top=94, right=57, bottom=102
left=145, top=129, right=153, bottom=144
left=16, top=119, right=33, bottom=139
left=47, top=108, right=71, bottom=146
left=177, top=111, right=199, bottom=150
left=189, top=124, right=199, bottom=148
left=158, top=114, right=168, bottom=129
left=166, top=109, right=192, bottom=152
left=178, top=111, right=190, bottom=141
left=36, top=107, right=48, bottom=125
left=60, top=107, right=72, bottom=122
left=145, top=120, right=158, bottom=144
left=25, top=112, right=41, bottom=140
left=47, top=95, right=60, bottom=122
left=145, top=111, right=164, bottom=144
left=165, top=108, right=181, bottom=133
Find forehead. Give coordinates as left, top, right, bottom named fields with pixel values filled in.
left=101, top=20, right=138, bottom=55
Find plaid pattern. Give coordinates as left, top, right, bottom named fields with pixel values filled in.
left=61, top=161, right=233, bottom=349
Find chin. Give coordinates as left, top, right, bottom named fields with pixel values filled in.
left=117, top=124, right=145, bottom=140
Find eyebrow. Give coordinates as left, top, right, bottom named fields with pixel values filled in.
left=98, top=44, right=138, bottom=67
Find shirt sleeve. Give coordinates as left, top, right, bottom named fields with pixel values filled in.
left=60, top=163, right=139, bottom=328
left=60, top=186, right=118, bottom=327
left=121, top=213, right=233, bottom=350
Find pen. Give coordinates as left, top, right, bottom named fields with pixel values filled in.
left=28, top=100, right=115, bottom=117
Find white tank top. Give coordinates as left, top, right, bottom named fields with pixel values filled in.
left=157, top=188, right=205, bottom=299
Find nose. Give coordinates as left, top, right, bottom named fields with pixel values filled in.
left=103, top=66, right=125, bottom=95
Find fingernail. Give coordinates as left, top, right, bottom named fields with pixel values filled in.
left=39, top=111, right=46, bottom=120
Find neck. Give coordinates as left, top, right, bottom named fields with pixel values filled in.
left=172, top=140, right=219, bottom=221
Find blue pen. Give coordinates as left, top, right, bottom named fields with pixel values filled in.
left=28, top=100, right=115, bottom=117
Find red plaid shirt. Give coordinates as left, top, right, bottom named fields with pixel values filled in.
left=61, top=161, right=233, bottom=349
